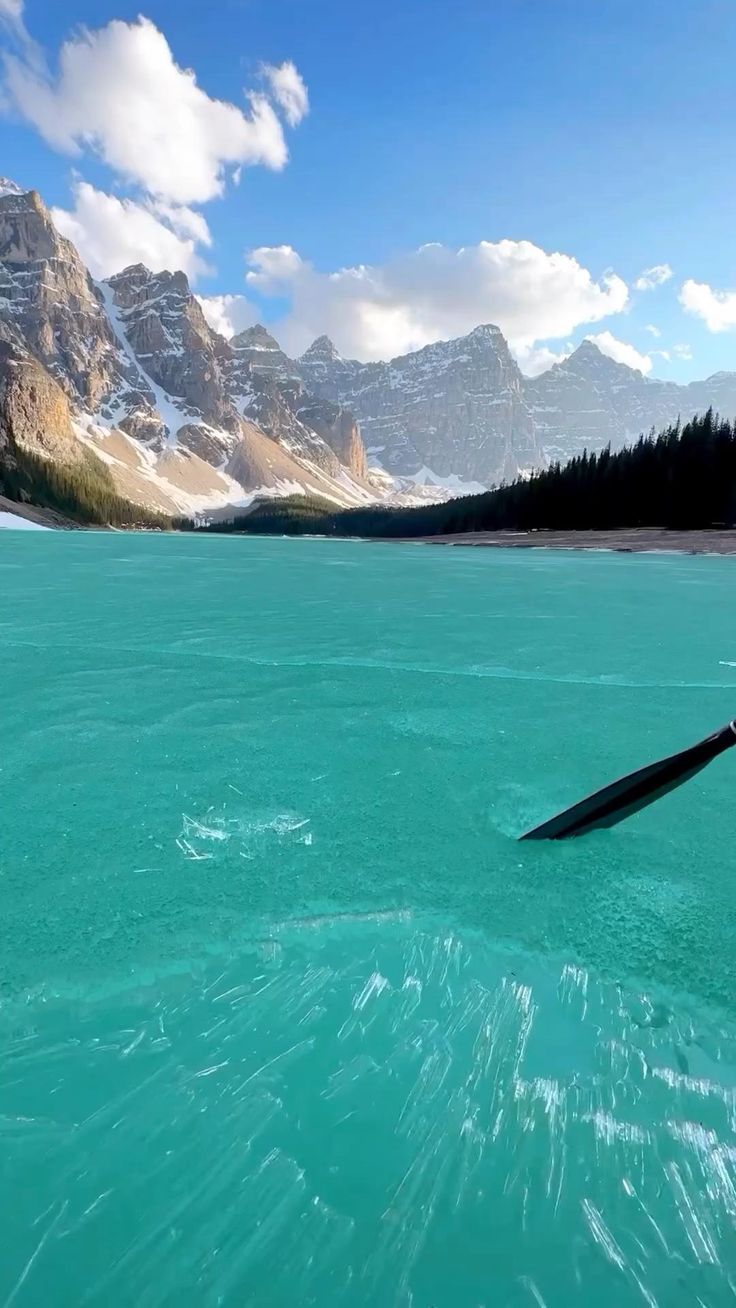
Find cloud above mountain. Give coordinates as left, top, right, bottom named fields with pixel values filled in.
left=680, top=278, right=736, bottom=333
left=2, top=17, right=307, bottom=205
left=585, top=331, right=653, bottom=374
left=511, top=343, right=571, bottom=376
left=207, top=239, right=629, bottom=362
left=195, top=291, right=259, bottom=337
left=2, top=13, right=309, bottom=280
left=52, top=180, right=214, bottom=281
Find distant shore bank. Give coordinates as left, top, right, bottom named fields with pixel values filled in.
left=403, top=528, right=736, bottom=555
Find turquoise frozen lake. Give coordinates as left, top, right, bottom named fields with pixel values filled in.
left=1, top=532, right=736, bottom=1305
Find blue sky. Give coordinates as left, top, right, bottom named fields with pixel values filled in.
left=2, top=0, right=736, bottom=379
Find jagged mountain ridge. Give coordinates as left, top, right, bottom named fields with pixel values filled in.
left=227, top=324, right=367, bottom=479
left=297, top=331, right=736, bottom=478
left=526, top=341, right=736, bottom=463
left=3, top=177, right=736, bottom=520
left=0, top=185, right=380, bottom=518
left=298, top=324, right=543, bottom=488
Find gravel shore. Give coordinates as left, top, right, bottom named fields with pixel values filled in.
left=409, top=527, right=736, bottom=554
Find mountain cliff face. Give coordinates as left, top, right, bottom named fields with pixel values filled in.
left=226, top=325, right=367, bottom=478
left=0, top=340, right=81, bottom=469
left=525, top=343, right=683, bottom=462
left=298, top=324, right=543, bottom=487
left=686, top=372, right=736, bottom=425
left=298, top=328, right=736, bottom=482
left=0, top=187, right=142, bottom=415
left=104, top=265, right=237, bottom=443
left=526, top=342, right=736, bottom=464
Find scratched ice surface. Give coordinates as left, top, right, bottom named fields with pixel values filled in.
left=2, top=534, right=736, bottom=1306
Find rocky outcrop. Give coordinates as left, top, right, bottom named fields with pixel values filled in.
left=298, top=325, right=544, bottom=486
left=0, top=189, right=141, bottom=413
left=117, top=407, right=167, bottom=447
left=0, top=342, right=81, bottom=466
left=298, top=400, right=368, bottom=480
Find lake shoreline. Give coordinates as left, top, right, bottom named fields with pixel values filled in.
left=398, top=527, right=736, bottom=554
left=0, top=494, right=80, bottom=530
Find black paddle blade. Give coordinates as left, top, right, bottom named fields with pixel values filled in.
left=520, top=718, right=736, bottom=840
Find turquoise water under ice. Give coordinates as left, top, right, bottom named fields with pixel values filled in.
left=2, top=532, right=736, bottom=1305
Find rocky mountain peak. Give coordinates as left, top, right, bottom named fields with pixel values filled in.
left=0, top=178, right=27, bottom=199
left=561, top=340, right=634, bottom=375
left=109, top=262, right=152, bottom=282
left=298, top=335, right=354, bottom=403
left=107, top=264, right=192, bottom=309
left=232, top=323, right=282, bottom=353
left=394, top=323, right=516, bottom=375
left=230, top=324, right=299, bottom=384
left=526, top=339, right=684, bottom=463
left=105, top=262, right=238, bottom=440
left=467, top=323, right=504, bottom=344
left=566, top=339, right=602, bottom=363
left=0, top=184, right=80, bottom=266
left=225, top=323, right=368, bottom=479
left=301, top=334, right=341, bottom=363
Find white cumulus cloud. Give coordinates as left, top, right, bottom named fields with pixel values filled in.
left=586, top=331, right=653, bottom=374
left=2, top=16, right=306, bottom=205
left=680, top=278, right=736, bottom=332
left=0, top=0, right=23, bottom=21
left=52, top=180, right=213, bottom=280
left=196, top=293, right=259, bottom=338
left=243, top=239, right=629, bottom=361
left=262, top=61, right=309, bottom=126
left=672, top=342, right=693, bottom=361
left=635, top=264, right=673, bottom=292
left=644, top=323, right=661, bottom=338
left=512, top=342, right=570, bottom=376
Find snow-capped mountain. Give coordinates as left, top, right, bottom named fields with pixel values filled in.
left=3, top=179, right=736, bottom=521
left=0, top=185, right=380, bottom=517
left=526, top=342, right=736, bottom=464
left=524, top=342, right=684, bottom=463
left=298, top=324, right=544, bottom=487
left=299, top=329, right=736, bottom=480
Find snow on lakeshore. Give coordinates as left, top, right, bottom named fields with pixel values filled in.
left=0, top=511, right=51, bottom=531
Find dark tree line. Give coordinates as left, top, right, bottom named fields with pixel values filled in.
left=198, top=411, right=736, bottom=539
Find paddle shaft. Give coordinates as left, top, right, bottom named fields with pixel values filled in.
left=520, top=718, right=736, bottom=840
